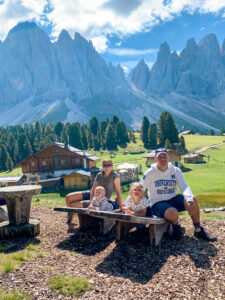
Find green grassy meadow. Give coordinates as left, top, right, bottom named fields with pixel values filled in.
left=183, top=135, right=225, bottom=152
left=1, top=134, right=225, bottom=209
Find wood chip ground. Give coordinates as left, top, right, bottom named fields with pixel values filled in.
left=0, top=206, right=224, bottom=300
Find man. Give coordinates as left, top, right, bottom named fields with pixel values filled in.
left=140, top=148, right=216, bottom=241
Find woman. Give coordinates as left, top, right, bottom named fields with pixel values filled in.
left=66, top=159, right=123, bottom=224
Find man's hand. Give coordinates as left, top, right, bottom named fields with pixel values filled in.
left=186, top=201, right=195, bottom=216
left=88, top=205, right=96, bottom=210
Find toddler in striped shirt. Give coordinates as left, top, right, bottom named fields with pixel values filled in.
left=88, top=186, right=114, bottom=211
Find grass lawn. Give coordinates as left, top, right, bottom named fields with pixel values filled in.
left=183, top=135, right=225, bottom=152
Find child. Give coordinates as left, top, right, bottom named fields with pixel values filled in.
left=88, top=186, right=114, bottom=211
left=125, top=182, right=149, bottom=217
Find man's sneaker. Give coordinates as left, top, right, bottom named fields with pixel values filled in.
left=67, top=212, right=74, bottom=224
left=172, top=224, right=183, bottom=240
left=194, top=226, right=217, bottom=242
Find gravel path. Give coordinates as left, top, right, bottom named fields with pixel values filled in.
left=0, top=206, right=224, bottom=300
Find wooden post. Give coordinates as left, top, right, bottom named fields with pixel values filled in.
left=149, top=224, right=155, bottom=245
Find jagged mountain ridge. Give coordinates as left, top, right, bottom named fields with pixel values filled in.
left=0, top=21, right=225, bottom=132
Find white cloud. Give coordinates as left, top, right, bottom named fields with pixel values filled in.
left=107, top=47, right=158, bottom=56
left=0, top=0, right=225, bottom=51
left=200, top=26, right=205, bottom=31
left=45, top=0, right=225, bottom=52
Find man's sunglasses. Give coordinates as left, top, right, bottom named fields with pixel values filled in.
left=103, top=164, right=113, bottom=167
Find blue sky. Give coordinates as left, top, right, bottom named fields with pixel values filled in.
left=1, top=1, right=225, bottom=74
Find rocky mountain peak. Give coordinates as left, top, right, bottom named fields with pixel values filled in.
left=6, top=21, right=38, bottom=39
left=180, top=38, right=198, bottom=58
left=198, top=33, right=221, bottom=61
left=128, top=59, right=150, bottom=90
left=58, top=29, right=73, bottom=43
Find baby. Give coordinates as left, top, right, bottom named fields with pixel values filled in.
left=88, top=186, right=114, bottom=211
left=125, top=182, right=149, bottom=217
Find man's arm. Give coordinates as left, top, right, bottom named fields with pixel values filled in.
left=176, top=169, right=194, bottom=202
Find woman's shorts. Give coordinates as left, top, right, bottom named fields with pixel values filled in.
left=151, top=194, right=185, bottom=218
left=82, top=190, right=91, bottom=200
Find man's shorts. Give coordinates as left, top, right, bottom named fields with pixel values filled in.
left=148, top=194, right=185, bottom=218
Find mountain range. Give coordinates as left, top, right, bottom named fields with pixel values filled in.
left=0, top=21, right=225, bottom=133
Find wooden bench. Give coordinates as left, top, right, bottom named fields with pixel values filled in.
left=54, top=207, right=167, bottom=246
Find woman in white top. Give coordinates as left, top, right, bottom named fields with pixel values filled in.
left=125, top=182, right=149, bottom=217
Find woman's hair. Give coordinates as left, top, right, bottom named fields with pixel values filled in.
left=129, top=182, right=144, bottom=197
left=101, top=159, right=113, bottom=171
left=102, top=159, right=113, bottom=166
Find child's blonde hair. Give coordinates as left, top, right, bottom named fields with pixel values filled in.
left=95, top=186, right=106, bottom=193
left=129, top=182, right=143, bottom=197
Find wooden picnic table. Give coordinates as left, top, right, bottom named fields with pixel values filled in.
left=54, top=207, right=167, bottom=246
left=0, top=185, right=42, bottom=238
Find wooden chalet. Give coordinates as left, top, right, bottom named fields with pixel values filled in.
left=181, top=130, right=196, bottom=135
left=144, top=149, right=182, bottom=168
left=183, top=153, right=206, bottom=164
left=63, top=170, right=91, bottom=190
left=18, top=142, right=99, bottom=177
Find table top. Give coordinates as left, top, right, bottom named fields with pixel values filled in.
left=0, top=185, right=42, bottom=198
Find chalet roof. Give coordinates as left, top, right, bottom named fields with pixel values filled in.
left=63, top=170, right=91, bottom=178
left=144, top=149, right=183, bottom=158
left=18, top=142, right=99, bottom=165
left=181, top=130, right=196, bottom=135
left=53, top=142, right=99, bottom=161
left=183, top=153, right=206, bottom=158
left=0, top=175, right=22, bottom=183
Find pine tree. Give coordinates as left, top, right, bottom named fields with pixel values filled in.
left=23, top=137, right=33, bottom=159
left=158, top=112, right=179, bottom=146
left=179, top=135, right=186, bottom=152
left=141, top=116, right=150, bottom=148
left=89, top=117, right=99, bottom=136
left=87, top=130, right=93, bottom=148
left=112, top=115, right=120, bottom=126
left=81, top=126, right=88, bottom=150
left=164, top=139, right=171, bottom=149
left=55, top=122, right=64, bottom=137
left=209, top=129, right=215, bottom=136
left=148, top=123, right=157, bottom=149
left=34, top=121, right=42, bottom=135
left=0, top=145, right=13, bottom=171
left=105, top=123, right=117, bottom=150
left=115, top=121, right=129, bottom=145
left=68, top=123, right=83, bottom=149
left=93, top=136, right=101, bottom=150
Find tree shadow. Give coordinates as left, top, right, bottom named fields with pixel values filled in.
left=0, top=237, right=40, bottom=253
left=181, top=166, right=192, bottom=172
left=95, top=232, right=217, bottom=284
left=56, top=227, right=116, bottom=256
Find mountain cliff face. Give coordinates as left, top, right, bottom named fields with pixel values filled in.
left=130, top=34, right=225, bottom=99
left=0, top=22, right=225, bottom=132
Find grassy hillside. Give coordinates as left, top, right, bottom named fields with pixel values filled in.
left=183, top=135, right=225, bottom=152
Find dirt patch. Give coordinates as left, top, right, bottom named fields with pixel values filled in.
left=0, top=206, right=224, bottom=300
